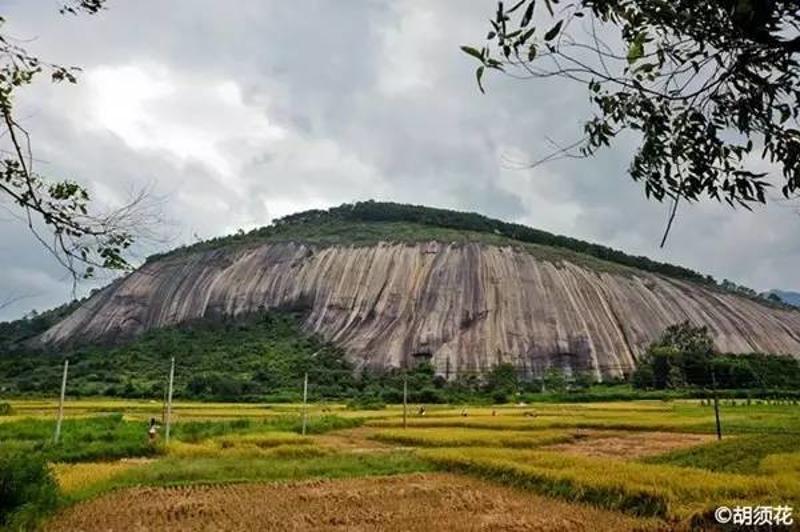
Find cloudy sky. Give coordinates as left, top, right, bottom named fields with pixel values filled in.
left=0, top=0, right=797, bottom=320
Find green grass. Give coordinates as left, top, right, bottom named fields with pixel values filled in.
left=642, top=433, right=800, bottom=474
left=0, top=413, right=362, bottom=463
left=172, top=414, right=362, bottom=442
left=0, top=415, right=159, bottom=463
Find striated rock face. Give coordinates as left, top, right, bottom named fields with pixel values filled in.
left=40, top=241, right=800, bottom=379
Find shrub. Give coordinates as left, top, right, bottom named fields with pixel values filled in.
left=491, top=390, right=509, bottom=404
left=0, top=402, right=12, bottom=416
left=346, top=397, right=386, bottom=410
left=0, top=449, right=59, bottom=529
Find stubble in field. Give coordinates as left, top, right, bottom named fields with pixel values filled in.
left=542, top=431, right=714, bottom=459
left=46, top=473, right=661, bottom=531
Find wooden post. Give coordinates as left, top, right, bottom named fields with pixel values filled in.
left=302, top=372, right=309, bottom=436
left=165, top=357, right=175, bottom=445
left=403, top=373, right=408, bottom=430
left=711, top=366, right=722, bottom=440
left=54, top=359, right=69, bottom=444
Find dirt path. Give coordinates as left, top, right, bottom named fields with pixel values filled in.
left=46, top=473, right=662, bottom=531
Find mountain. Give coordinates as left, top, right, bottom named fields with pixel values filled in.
left=765, top=290, right=800, bottom=308
left=35, top=201, right=800, bottom=379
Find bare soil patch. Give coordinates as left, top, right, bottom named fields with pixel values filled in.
left=544, top=430, right=714, bottom=459
left=46, top=473, right=661, bottom=531
left=314, top=427, right=399, bottom=453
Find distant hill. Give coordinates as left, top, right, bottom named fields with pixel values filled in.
left=766, top=290, right=800, bottom=308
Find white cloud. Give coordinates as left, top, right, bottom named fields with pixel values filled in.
left=82, top=64, right=285, bottom=178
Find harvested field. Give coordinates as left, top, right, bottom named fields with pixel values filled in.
left=46, top=473, right=660, bottom=531
left=543, top=430, right=714, bottom=459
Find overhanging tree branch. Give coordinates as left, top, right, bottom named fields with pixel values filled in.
left=0, top=1, right=163, bottom=287
left=464, top=0, right=800, bottom=244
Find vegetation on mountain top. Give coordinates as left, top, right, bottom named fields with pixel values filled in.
left=142, top=202, right=793, bottom=311
left=148, top=201, right=716, bottom=284
left=0, top=299, right=84, bottom=352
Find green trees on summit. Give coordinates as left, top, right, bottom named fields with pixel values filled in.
left=154, top=201, right=732, bottom=287
left=284, top=201, right=717, bottom=284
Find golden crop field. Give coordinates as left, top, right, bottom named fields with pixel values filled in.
left=2, top=398, right=797, bottom=530
left=371, top=427, right=576, bottom=448
left=418, top=447, right=800, bottom=521
left=52, top=459, right=153, bottom=496
left=45, top=474, right=664, bottom=532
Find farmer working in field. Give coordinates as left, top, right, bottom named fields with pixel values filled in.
left=148, top=417, right=159, bottom=444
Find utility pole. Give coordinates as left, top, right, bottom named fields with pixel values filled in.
left=162, top=385, right=167, bottom=425
left=302, top=372, right=309, bottom=436
left=403, top=373, right=408, bottom=430
left=165, top=357, right=175, bottom=445
left=711, top=365, right=722, bottom=440
left=54, top=359, right=69, bottom=444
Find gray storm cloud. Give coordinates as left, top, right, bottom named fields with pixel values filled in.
left=0, top=0, right=796, bottom=320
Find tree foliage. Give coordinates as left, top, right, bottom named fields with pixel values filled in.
left=465, top=0, right=800, bottom=241
left=0, top=449, right=58, bottom=529
left=632, top=321, right=800, bottom=389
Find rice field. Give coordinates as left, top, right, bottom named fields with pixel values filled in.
left=418, top=447, right=800, bottom=521
left=2, top=398, right=797, bottom=530
left=52, top=459, right=153, bottom=496
left=370, top=427, right=577, bottom=448
left=45, top=474, right=663, bottom=532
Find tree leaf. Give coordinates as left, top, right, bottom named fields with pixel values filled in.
left=476, top=66, right=486, bottom=93
left=460, top=46, right=485, bottom=62
left=544, top=20, right=562, bottom=42
left=627, top=33, right=646, bottom=64
left=507, top=0, right=527, bottom=14
left=521, top=1, right=536, bottom=27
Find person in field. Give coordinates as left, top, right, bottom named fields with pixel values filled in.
left=148, top=417, right=159, bottom=444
